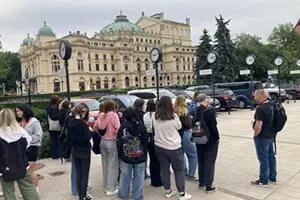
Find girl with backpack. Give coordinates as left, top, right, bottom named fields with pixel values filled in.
left=117, top=107, right=148, bottom=200
left=97, top=100, right=120, bottom=196
left=174, top=95, right=198, bottom=181
left=67, top=104, right=93, bottom=200
left=153, top=96, right=192, bottom=200
left=0, top=109, right=40, bottom=200
left=143, top=99, right=163, bottom=187
left=16, top=104, right=43, bottom=196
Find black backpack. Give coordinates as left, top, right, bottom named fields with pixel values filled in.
left=58, top=114, right=72, bottom=163
left=272, top=102, right=287, bottom=133
left=0, top=138, right=28, bottom=182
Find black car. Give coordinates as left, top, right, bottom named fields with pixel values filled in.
left=98, top=94, right=140, bottom=112
left=281, top=84, right=300, bottom=100
left=199, top=88, right=237, bottom=110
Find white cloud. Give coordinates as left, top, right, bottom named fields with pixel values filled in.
left=0, top=0, right=298, bottom=51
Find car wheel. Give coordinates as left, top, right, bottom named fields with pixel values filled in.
left=288, top=93, right=295, bottom=100
left=238, top=99, right=246, bottom=109
left=270, top=94, right=278, bottom=102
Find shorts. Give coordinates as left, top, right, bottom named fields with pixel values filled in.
left=26, top=146, right=39, bottom=162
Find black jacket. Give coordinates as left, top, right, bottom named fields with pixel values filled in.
left=59, top=108, right=70, bottom=127
left=47, top=104, right=59, bottom=121
left=178, top=113, right=192, bottom=137
left=136, top=110, right=145, bottom=125
left=67, top=117, right=91, bottom=153
left=117, top=120, right=148, bottom=164
left=194, top=105, right=220, bottom=149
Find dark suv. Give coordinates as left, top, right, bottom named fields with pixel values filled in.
left=199, top=88, right=237, bottom=110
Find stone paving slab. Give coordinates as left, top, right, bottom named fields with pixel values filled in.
left=1, top=101, right=300, bottom=200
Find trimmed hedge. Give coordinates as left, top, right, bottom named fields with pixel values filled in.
left=0, top=100, right=49, bottom=110
left=0, top=88, right=131, bottom=102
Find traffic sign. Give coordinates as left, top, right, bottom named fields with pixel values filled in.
left=240, top=70, right=250, bottom=75
left=199, top=69, right=212, bottom=76
left=146, top=69, right=155, bottom=77
left=290, top=70, right=300, bottom=75
left=57, top=68, right=66, bottom=77
left=267, top=70, right=278, bottom=75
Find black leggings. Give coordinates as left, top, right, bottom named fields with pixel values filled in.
left=148, top=134, right=163, bottom=187
left=73, top=152, right=91, bottom=198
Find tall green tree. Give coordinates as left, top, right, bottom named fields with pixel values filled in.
left=195, top=29, right=212, bottom=85
left=0, top=52, right=21, bottom=93
left=214, top=15, right=237, bottom=82
left=268, top=23, right=300, bottom=81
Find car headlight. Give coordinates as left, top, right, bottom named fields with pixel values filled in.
left=88, top=117, right=95, bottom=122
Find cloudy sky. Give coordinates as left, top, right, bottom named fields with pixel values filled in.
left=0, top=0, right=299, bottom=51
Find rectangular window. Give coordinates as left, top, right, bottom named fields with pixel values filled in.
left=104, top=64, right=107, bottom=71
left=88, top=54, right=90, bottom=59
left=103, top=55, right=106, bottom=60
left=96, top=64, right=99, bottom=71
left=95, top=54, right=98, bottom=60
left=145, top=47, right=148, bottom=51
left=89, top=63, right=91, bottom=71
left=111, top=64, right=115, bottom=71
left=183, top=65, right=186, bottom=71
left=137, top=46, right=139, bottom=51
left=125, top=64, right=128, bottom=71
left=52, top=61, right=60, bottom=72
left=111, top=55, right=114, bottom=60
left=77, top=60, right=84, bottom=72
left=183, top=58, right=185, bottom=62
left=160, top=64, right=163, bottom=71
left=188, top=65, right=190, bottom=70
left=176, top=65, right=179, bottom=71
left=187, top=57, right=190, bottom=62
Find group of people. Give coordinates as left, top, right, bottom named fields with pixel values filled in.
left=0, top=88, right=280, bottom=200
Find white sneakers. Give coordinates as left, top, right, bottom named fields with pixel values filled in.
left=165, top=190, right=178, bottom=199
left=106, top=188, right=118, bottom=196
left=179, top=193, right=192, bottom=200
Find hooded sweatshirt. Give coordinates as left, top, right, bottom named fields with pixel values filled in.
left=117, top=120, right=148, bottom=164
left=97, top=111, right=120, bottom=141
left=67, top=117, right=91, bottom=153
left=24, top=118, right=43, bottom=147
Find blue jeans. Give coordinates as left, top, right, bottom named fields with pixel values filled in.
left=254, top=137, right=277, bottom=184
left=71, top=157, right=78, bottom=194
left=118, top=161, right=145, bottom=200
left=182, top=130, right=198, bottom=177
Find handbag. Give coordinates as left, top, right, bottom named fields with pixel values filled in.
left=48, top=115, right=60, bottom=131
left=191, top=108, right=210, bottom=145
left=92, top=131, right=101, bottom=155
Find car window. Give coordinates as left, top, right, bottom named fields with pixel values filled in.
left=159, top=90, right=176, bottom=99
left=118, top=95, right=139, bottom=107
left=74, top=100, right=100, bottom=111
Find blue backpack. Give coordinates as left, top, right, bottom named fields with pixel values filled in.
left=188, top=101, right=198, bottom=115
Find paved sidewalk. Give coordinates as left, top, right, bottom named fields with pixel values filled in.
left=3, top=102, right=300, bottom=200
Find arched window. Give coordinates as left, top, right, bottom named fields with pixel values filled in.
left=135, top=77, right=139, bottom=82
left=177, top=75, right=180, bottom=84
left=143, top=77, right=147, bottom=88
left=112, top=77, right=116, bottom=87
left=176, top=58, right=180, bottom=63
left=96, top=78, right=101, bottom=89
left=79, top=77, right=85, bottom=91
left=53, top=79, right=60, bottom=92
left=165, top=26, right=169, bottom=34
left=136, top=38, right=139, bottom=42
left=123, top=55, right=130, bottom=61
left=124, top=56, right=130, bottom=71
left=51, top=55, right=60, bottom=72
left=152, top=76, right=155, bottom=82
left=104, top=77, right=109, bottom=89
left=183, top=76, right=186, bottom=83
left=144, top=58, right=149, bottom=70
left=125, top=77, right=130, bottom=88
left=102, top=43, right=106, bottom=47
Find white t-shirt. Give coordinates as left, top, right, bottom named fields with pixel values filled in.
left=143, top=112, right=154, bottom=133
left=153, top=114, right=182, bottom=150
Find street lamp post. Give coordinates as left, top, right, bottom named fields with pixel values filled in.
left=274, top=56, right=284, bottom=103
left=25, top=69, right=31, bottom=106
left=138, top=66, right=142, bottom=88
left=150, top=47, right=163, bottom=101
left=59, top=40, right=72, bottom=100
left=246, top=54, right=256, bottom=110
left=206, top=51, right=218, bottom=110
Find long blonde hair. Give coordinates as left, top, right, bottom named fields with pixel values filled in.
left=0, top=109, right=21, bottom=133
left=174, top=95, right=188, bottom=117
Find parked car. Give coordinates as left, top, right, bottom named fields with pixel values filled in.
left=72, top=98, right=100, bottom=127
left=186, top=85, right=210, bottom=91
left=169, top=89, right=221, bottom=110
left=263, top=83, right=288, bottom=102
left=98, top=94, right=140, bottom=112
left=215, top=81, right=264, bottom=109
left=281, top=84, right=300, bottom=100
left=198, top=88, right=237, bottom=110
left=127, top=89, right=191, bottom=104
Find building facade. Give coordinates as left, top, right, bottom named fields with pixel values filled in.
left=19, top=12, right=196, bottom=93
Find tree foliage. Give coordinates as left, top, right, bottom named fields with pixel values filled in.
left=194, top=29, right=212, bottom=85
left=214, top=15, right=237, bottom=83
left=0, top=52, right=21, bottom=93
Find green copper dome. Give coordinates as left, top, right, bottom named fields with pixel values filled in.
left=38, top=21, right=55, bottom=36
left=100, top=14, right=143, bottom=34
left=23, top=34, right=34, bottom=45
